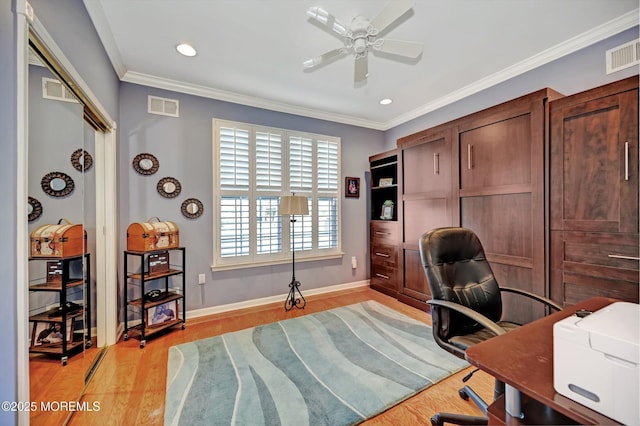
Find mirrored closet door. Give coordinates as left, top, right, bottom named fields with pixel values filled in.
left=27, top=45, right=105, bottom=424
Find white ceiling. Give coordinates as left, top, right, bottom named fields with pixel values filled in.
left=83, top=0, right=638, bottom=130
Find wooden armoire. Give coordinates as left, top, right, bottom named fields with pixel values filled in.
left=549, top=76, right=639, bottom=306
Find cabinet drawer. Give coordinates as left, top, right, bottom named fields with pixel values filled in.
left=371, top=221, right=397, bottom=244
left=371, top=243, right=397, bottom=267
left=562, top=231, right=639, bottom=273
left=371, top=264, right=397, bottom=288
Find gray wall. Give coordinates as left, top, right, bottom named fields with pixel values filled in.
left=28, top=64, right=97, bottom=326
left=385, top=26, right=640, bottom=147
left=118, top=83, right=385, bottom=312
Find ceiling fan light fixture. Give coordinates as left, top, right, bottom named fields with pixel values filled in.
left=379, top=98, right=393, bottom=105
left=176, top=43, right=197, bottom=57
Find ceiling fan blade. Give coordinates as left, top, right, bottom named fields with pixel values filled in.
left=303, top=48, right=347, bottom=69
left=306, top=6, right=351, bottom=37
left=354, top=55, right=368, bottom=83
left=373, top=39, right=423, bottom=58
left=370, top=0, right=414, bottom=34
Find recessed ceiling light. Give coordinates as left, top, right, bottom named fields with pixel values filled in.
left=176, top=43, right=197, bottom=57
left=379, top=98, right=393, bottom=105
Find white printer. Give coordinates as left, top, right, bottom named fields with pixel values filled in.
left=554, top=302, right=639, bottom=425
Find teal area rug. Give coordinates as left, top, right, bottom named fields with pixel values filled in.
left=164, top=300, right=469, bottom=425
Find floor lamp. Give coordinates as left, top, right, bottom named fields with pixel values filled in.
left=279, top=194, right=309, bottom=311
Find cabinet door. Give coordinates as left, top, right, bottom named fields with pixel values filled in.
left=550, top=87, right=639, bottom=233
left=399, top=130, right=453, bottom=305
left=403, top=134, right=451, bottom=195
left=459, top=114, right=531, bottom=191
left=458, top=92, right=550, bottom=325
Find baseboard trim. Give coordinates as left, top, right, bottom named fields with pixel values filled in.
left=186, top=280, right=370, bottom=320
left=114, top=280, right=370, bottom=342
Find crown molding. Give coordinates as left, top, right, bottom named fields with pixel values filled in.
left=383, top=9, right=639, bottom=130
left=83, top=0, right=127, bottom=78
left=122, top=71, right=387, bottom=130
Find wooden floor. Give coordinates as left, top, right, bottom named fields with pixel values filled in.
left=32, top=287, right=494, bottom=425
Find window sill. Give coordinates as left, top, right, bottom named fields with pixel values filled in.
left=211, top=252, right=344, bottom=272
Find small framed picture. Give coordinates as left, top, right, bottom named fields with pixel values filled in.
left=378, top=178, right=394, bottom=187
left=31, top=318, right=74, bottom=347
left=380, top=200, right=395, bottom=220
left=147, top=300, right=178, bottom=327
left=345, top=177, right=360, bottom=198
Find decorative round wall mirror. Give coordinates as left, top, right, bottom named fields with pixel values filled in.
left=132, top=153, right=159, bottom=175
left=181, top=198, right=204, bottom=219
left=41, top=172, right=75, bottom=197
left=70, top=148, right=93, bottom=172
left=28, top=196, right=43, bottom=222
left=157, top=177, right=182, bottom=198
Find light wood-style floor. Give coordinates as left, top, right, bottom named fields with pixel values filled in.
left=33, top=287, right=494, bottom=425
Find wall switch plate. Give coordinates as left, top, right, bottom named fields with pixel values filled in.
left=198, top=273, right=206, bottom=284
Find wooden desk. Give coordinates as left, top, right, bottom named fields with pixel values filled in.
left=465, top=297, right=620, bottom=425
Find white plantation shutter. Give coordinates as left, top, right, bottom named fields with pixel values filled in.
left=256, top=196, right=282, bottom=254
left=213, top=119, right=341, bottom=268
left=220, top=196, right=249, bottom=257
left=255, top=130, right=282, bottom=191
left=318, top=197, right=338, bottom=249
left=219, top=126, right=250, bottom=190
left=290, top=136, right=313, bottom=192
left=317, top=140, right=339, bottom=191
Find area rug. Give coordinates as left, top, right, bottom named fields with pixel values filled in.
left=164, top=300, right=469, bottom=425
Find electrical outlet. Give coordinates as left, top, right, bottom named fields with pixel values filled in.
left=351, top=256, right=357, bottom=269
left=198, top=273, right=206, bottom=284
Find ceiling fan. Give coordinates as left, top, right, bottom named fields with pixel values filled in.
left=303, top=0, right=423, bottom=84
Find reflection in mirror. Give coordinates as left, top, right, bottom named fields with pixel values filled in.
left=140, top=158, right=153, bottom=170
left=28, top=196, right=43, bottom=222
left=71, top=148, right=93, bottom=172
left=41, top=171, right=75, bottom=197
left=28, top=44, right=104, bottom=424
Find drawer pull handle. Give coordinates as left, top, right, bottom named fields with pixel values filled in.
left=375, top=252, right=390, bottom=257
left=434, top=153, right=440, bottom=175
left=467, top=144, right=473, bottom=170
left=375, top=273, right=390, bottom=280
left=624, top=142, right=629, bottom=181
left=375, top=231, right=390, bottom=235
left=608, top=254, right=640, bottom=261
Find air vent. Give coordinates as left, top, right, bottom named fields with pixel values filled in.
left=606, top=39, right=640, bottom=74
left=42, top=77, right=78, bottom=103
left=148, top=95, right=179, bottom=117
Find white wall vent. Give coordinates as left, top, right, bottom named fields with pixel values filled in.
left=148, top=95, right=179, bottom=117
left=42, top=77, right=78, bottom=103
left=606, top=39, right=640, bottom=74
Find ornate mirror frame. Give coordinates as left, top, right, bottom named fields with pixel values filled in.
left=41, top=171, right=75, bottom=197
left=181, top=198, right=204, bottom=219
left=157, top=177, right=182, bottom=198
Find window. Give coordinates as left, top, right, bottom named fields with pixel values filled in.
left=213, top=119, right=341, bottom=269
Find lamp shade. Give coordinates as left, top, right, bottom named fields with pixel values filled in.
left=279, top=195, right=309, bottom=215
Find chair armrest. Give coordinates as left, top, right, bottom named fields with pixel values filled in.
left=427, top=299, right=507, bottom=337
left=499, top=287, right=562, bottom=311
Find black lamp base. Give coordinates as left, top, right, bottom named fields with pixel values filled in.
left=284, top=279, right=306, bottom=311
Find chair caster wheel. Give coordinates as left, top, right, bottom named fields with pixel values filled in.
left=459, top=388, right=469, bottom=400
left=430, top=414, right=443, bottom=426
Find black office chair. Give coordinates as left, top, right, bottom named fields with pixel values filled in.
left=419, top=227, right=561, bottom=426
